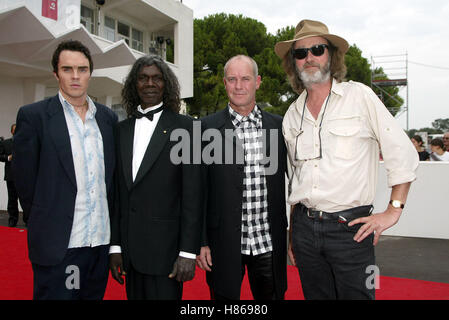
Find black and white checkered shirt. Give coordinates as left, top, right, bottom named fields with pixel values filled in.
left=229, top=105, right=272, bottom=256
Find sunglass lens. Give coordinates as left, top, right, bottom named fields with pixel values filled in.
left=294, top=49, right=307, bottom=60
left=311, top=45, right=325, bottom=56
left=294, top=44, right=327, bottom=60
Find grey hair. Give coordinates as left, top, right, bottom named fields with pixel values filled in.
left=224, top=55, right=258, bottom=78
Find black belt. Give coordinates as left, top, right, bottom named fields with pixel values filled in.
left=296, top=203, right=373, bottom=223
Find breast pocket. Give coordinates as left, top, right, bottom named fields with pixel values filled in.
left=328, top=117, right=361, bottom=160
left=283, top=127, right=302, bottom=167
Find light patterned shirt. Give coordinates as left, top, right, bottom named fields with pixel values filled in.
left=282, top=79, right=419, bottom=212
left=59, top=92, right=110, bottom=248
left=229, top=105, right=272, bottom=256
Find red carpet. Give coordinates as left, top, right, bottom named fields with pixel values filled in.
left=1, top=226, right=448, bottom=300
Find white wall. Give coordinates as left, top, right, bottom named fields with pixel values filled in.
left=0, top=77, right=23, bottom=138
left=374, top=162, right=449, bottom=239
left=0, top=0, right=81, bottom=35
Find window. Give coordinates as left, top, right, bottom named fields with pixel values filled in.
left=80, top=5, right=94, bottom=34
left=117, top=21, right=130, bottom=45
left=101, top=16, right=146, bottom=54
left=104, top=16, right=116, bottom=42
left=132, top=28, right=143, bottom=52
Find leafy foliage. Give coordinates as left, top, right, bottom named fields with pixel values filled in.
left=187, top=14, right=403, bottom=118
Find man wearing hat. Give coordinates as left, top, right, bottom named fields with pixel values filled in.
left=276, top=19, right=418, bottom=299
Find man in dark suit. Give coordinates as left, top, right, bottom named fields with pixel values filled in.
left=0, top=124, right=22, bottom=227
left=13, top=40, right=117, bottom=299
left=109, top=55, right=202, bottom=300
left=197, top=55, right=288, bottom=300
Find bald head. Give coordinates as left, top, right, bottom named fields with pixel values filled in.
left=224, top=55, right=258, bottom=79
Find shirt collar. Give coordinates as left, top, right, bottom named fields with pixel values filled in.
left=228, top=104, right=262, bottom=128
left=331, top=78, right=344, bottom=97
left=137, top=102, right=163, bottom=114
left=58, top=91, right=97, bottom=119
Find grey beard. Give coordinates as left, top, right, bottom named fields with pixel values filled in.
left=298, top=60, right=331, bottom=87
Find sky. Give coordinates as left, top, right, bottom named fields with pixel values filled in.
left=183, top=0, right=449, bottom=130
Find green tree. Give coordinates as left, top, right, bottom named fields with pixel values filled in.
left=345, top=45, right=371, bottom=85
left=345, top=45, right=403, bottom=116
left=187, top=15, right=403, bottom=118
left=432, top=118, right=449, bottom=131
left=186, top=14, right=295, bottom=117
left=370, top=67, right=404, bottom=116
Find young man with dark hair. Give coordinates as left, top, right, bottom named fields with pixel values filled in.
left=13, top=40, right=118, bottom=300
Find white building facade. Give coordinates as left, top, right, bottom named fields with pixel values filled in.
left=0, top=0, right=193, bottom=210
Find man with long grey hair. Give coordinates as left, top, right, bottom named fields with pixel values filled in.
left=276, top=19, right=418, bottom=300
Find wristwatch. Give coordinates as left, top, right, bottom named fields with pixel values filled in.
left=389, top=200, right=405, bottom=209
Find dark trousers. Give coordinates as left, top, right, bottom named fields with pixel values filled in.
left=291, top=205, right=375, bottom=300
left=210, top=251, right=282, bottom=300
left=6, top=180, right=19, bottom=221
left=32, top=245, right=109, bottom=300
left=125, top=264, right=182, bottom=300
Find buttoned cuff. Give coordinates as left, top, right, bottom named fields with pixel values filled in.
left=179, top=251, right=196, bottom=259
left=109, top=245, right=122, bottom=254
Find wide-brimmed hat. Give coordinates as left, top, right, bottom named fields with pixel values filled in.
left=275, top=19, right=349, bottom=59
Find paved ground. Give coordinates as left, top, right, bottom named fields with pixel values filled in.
left=1, top=211, right=448, bottom=284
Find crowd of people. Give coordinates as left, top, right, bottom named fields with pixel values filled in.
left=0, top=18, right=444, bottom=301
left=411, top=133, right=449, bottom=161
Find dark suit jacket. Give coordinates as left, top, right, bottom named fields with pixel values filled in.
left=110, top=108, right=202, bottom=276
left=201, top=107, right=288, bottom=299
left=0, top=137, right=13, bottom=181
left=13, top=95, right=117, bottom=266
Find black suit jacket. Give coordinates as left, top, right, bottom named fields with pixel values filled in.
left=201, top=107, right=288, bottom=299
left=13, top=95, right=117, bottom=266
left=110, top=108, right=202, bottom=276
left=0, top=137, right=13, bottom=181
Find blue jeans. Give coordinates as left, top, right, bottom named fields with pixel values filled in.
left=291, top=205, right=375, bottom=300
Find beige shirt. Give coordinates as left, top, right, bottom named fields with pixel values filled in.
left=282, top=79, right=418, bottom=212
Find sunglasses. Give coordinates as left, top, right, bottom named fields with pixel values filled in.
left=293, top=44, right=329, bottom=60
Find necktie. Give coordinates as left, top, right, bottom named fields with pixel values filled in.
left=134, top=105, right=164, bottom=121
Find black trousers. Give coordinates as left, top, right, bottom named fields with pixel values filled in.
left=210, top=251, right=281, bottom=300
left=32, top=245, right=109, bottom=300
left=6, top=180, right=19, bottom=221
left=291, top=205, right=375, bottom=300
left=125, top=264, right=183, bottom=300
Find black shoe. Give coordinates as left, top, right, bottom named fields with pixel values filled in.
left=8, top=217, right=17, bottom=228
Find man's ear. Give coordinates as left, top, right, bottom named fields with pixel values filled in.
left=53, top=71, right=59, bottom=82
left=255, top=75, right=262, bottom=90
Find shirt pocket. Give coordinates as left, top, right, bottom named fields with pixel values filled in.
left=328, top=117, right=361, bottom=160
left=283, top=127, right=303, bottom=167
